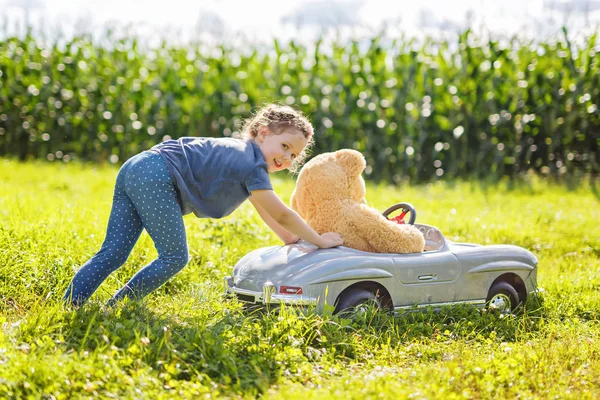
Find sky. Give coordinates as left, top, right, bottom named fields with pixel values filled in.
left=0, top=0, right=599, bottom=43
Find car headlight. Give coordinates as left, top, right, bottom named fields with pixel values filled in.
left=263, top=281, right=275, bottom=303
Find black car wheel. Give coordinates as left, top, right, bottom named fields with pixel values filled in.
left=334, top=288, right=382, bottom=315
left=486, top=281, right=520, bottom=313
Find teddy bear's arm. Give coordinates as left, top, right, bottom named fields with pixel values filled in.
left=290, top=190, right=299, bottom=214
left=351, top=204, right=425, bottom=254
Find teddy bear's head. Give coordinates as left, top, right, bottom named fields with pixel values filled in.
left=291, top=149, right=367, bottom=219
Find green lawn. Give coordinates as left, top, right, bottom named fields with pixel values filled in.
left=1, top=158, right=599, bottom=399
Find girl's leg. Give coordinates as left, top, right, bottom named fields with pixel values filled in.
left=63, top=160, right=144, bottom=306
left=108, top=152, right=188, bottom=305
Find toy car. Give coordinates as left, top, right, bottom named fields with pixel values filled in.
left=224, top=203, right=539, bottom=314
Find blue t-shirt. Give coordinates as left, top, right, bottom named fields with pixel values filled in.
left=152, top=137, right=272, bottom=218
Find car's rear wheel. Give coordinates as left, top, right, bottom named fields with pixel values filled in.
left=486, top=281, right=520, bottom=313
left=334, top=288, right=382, bottom=315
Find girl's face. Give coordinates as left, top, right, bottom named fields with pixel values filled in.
left=255, top=126, right=308, bottom=173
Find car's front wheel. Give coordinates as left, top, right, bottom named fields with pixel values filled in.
left=486, top=281, right=520, bottom=313
left=334, top=288, right=382, bottom=315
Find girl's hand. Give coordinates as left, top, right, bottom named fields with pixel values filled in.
left=318, top=232, right=343, bottom=248
left=250, top=190, right=343, bottom=249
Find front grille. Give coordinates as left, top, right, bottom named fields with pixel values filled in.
left=236, top=293, right=256, bottom=303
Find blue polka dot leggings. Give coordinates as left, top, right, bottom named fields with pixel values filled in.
left=63, top=150, right=189, bottom=306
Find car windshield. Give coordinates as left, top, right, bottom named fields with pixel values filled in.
left=416, top=224, right=445, bottom=252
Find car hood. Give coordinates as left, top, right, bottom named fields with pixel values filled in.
left=232, top=242, right=350, bottom=291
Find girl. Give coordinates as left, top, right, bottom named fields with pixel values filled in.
left=63, top=104, right=343, bottom=307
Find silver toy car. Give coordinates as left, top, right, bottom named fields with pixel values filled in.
left=225, top=203, right=539, bottom=314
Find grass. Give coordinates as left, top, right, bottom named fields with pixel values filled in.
left=0, top=157, right=599, bottom=399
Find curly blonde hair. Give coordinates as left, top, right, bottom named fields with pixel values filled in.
left=242, top=103, right=314, bottom=173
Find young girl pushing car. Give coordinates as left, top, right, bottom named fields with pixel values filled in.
left=63, top=104, right=343, bottom=307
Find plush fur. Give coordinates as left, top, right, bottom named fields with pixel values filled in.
left=291, top=149, right=425, bottom=253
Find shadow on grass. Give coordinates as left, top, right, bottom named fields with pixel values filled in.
left=10, top=294, right=548, bottom=396
left=591, top=174, right=600, bottom=200
left=61, top=301, right=283, bottom=395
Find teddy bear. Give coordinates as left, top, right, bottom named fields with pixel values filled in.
left=290, top=149, right=425, bottom=254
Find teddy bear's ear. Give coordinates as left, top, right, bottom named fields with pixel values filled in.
left=334, top=149, right=366, bottom=177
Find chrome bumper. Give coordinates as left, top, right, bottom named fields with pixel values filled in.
left=224, top=276, right=317, bottom=306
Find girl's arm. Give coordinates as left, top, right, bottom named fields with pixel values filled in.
left=251, top=197, right=300, bottom=245
left=249, top=190, right=343, bottom=249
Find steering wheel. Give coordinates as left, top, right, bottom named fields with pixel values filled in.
left=382, top=202, right=417, bottom=225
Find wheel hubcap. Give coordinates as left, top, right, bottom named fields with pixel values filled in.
left=489, top=293, right=512, bottom=312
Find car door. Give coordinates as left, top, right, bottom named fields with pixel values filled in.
left=390, top=250, right=461, bottom=306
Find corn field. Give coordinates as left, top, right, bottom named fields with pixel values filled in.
left=0, top=29, right=598, bottom=182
